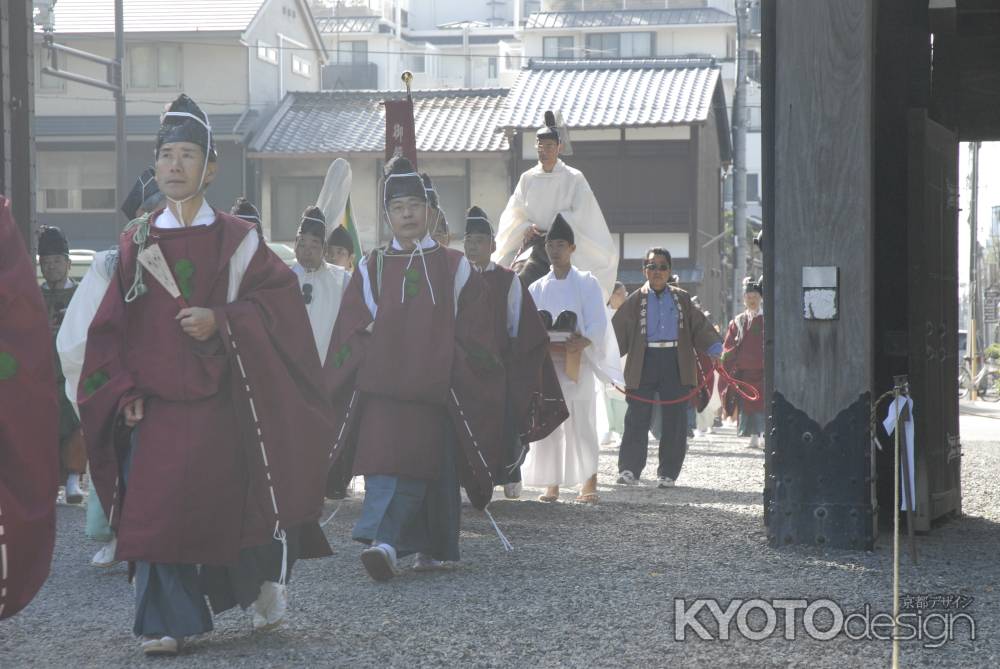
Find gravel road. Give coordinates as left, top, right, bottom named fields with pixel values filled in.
left=2, top=420, right=997, bottom=668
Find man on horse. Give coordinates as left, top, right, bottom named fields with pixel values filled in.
left=492, top=113, right=617, bottom=298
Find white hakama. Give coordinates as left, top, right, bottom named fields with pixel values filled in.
left=523, top=267, right=623, bottom=487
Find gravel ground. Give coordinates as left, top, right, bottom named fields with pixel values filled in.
left=2, top=418, right=998, bottom=668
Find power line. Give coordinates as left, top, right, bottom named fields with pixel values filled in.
left=44, top=34, right=747, bottom=64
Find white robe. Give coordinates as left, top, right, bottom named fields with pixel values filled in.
left=522, top=267, right=623, bottom=487
left=292, top=262, right=350, bottom=366
left=492, top=160, right=618, bottom=299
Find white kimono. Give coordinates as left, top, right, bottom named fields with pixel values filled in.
left=292, top=262, right=350, bottom=366
left=492, top=160, right=618, bottom=299
left=523, top=267, right=623, bottom=487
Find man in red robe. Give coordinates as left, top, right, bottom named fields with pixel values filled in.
left=78, top=95, right=334, bottom=655
left=325, top=156, right=506, bottom=581
left=462, top=205, right=568, bottom=499
left=722, top=278, right=765, bottom=448
left=0, top=195, right=60, bottom=620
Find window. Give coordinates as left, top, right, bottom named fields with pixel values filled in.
left=408, top=53, right=426, bottom=74
left=621, top=32, right=654, bottom=58
left=337, top=40, right=368, bottom=65
left=585, top=33, right=617, bottom=58
left=543, top=36, right=573, bottom=59
left=37, top=151, right=116, bottom=212
left=585, top=32, right=653, bottom=59
left=488, top=56, right=498, bottom=80
left=291, top=55, right=312, bottom=78
left=992, top=205, right=1000, bottom=238
left=128, top=45, right=181, bottom=89
left=747, top=173, right=760, bottom=202
left=257, top=40, right=278, bottom=64
left=745, top=50, right=761, bottom=83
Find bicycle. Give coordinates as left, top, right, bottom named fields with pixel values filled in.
left=958, top=357, right=1000, bottom=402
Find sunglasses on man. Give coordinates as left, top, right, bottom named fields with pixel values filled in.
left=644, top=263, right=671, bottom=272
left=302, top=283, right=313, bottom=305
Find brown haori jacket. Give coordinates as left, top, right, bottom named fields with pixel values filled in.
left=612, top=282, right=722, bottom=390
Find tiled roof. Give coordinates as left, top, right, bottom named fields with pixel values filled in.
left=250, top=89, right=510, bottom=155
left=525, top=8, right=736, bottom=30
left=35, top=112, right=259, bottom=139
left=314, top=16, right=383, bottom=34
left=39, top=0, right=267, bottom=34
left=500, top=59, right=724, bottom=129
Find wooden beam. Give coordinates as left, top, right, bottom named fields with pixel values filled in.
left=770, top=0, right=874, bottom=425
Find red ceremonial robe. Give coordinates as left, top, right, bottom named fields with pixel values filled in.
left=0, top=196, right=60, bottom=620
left=480, top=265, right=567, bottom=445
left=721, top=311, right=765, bottom=415
left=324, top=243, right=506, bottom=509
left=78, top=210, right=334, bottom=566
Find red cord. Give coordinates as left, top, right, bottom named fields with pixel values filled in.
left=612, top=363, right=760, bottom=406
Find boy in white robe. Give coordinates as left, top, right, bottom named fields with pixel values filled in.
left=291, top=206, right=350, bottom=366
left=523, top=215, right=622, bottom=503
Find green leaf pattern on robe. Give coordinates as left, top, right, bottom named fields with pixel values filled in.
left=0, top=351, right=17, bottom=380
left=83, top=370, right=109, bottom=396
left=332, top=344, right=351, bottom=368
left=174, top=259, right=195, bottom=301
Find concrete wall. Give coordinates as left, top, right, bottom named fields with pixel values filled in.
left=247, top=0, right=323, bottom=107
left=35, top=36, right=249, bottom=117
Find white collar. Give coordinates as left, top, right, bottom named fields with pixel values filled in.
left=473, top=261, right=496, bottom=273
left=293, top=262, right=332, bottom=277
left=390, top=234, right=435, bottom=251
left=745, top=306, right=764, bottom=318
left=547, top=265, right=577, bottom=281
left=156, top=199, right=214, bottom=229
left=42, top=277, right=74, bottom=290
left=533, top=159, right=564, bottom=176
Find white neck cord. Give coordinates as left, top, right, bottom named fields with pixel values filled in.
left=158, top=111, right=213, bottom=227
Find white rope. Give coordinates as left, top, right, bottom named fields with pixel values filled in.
left=892, top=388, right=902, bottom=669
left=400, top=226, right=436, bottom=306
left=319, top=502, right=342, bottom=528
left=0, top=500, right=7, bottom=618
left=158, top=110, right=213, bottom=224
left=227, top=323, right=288, bottom=585
left=273, top=525, right=288, bottom=587
left=507, top=444, right=528, bottom=473
left=483, top=506, right=514, bottom=553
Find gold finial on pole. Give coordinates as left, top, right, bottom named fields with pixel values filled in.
left=401, top=70, right=413, bottom=94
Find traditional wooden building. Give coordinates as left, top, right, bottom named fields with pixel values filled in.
left=499, top=57, right=732, bottom=321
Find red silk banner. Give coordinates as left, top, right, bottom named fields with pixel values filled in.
left=384, top=97, right=418, bottom=168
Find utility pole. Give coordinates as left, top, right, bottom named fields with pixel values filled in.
left=113, top=0, right=126, bottom=225
left=731, top=0, right=750, bottom=317
left=2, top=0, right=36, bottom=248
left=969, top=141, right=980, bottom=400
